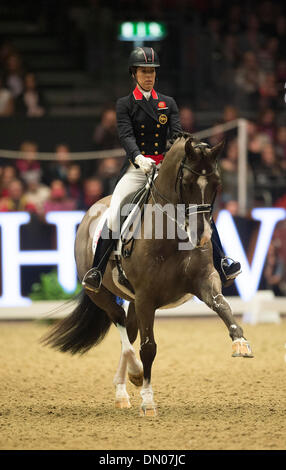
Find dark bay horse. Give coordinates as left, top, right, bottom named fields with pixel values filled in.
left=43, top=134, right=253, bottom=417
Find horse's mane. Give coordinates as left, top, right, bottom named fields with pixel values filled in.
left=166, top=132, right=194, bottom=152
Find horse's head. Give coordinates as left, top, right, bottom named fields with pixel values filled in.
left=176, top=137, right=223, bottom=248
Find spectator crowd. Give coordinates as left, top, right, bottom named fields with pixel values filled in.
left=0, top=40, right=46, bottom=118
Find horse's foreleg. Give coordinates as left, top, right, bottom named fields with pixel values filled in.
left=197, top=271, right=254, bottom=358
left=135, top=298, right=157, bottom=417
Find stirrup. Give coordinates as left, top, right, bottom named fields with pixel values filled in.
left=221, top=257, right=242, bottom=280
left=82, top=268, right=102, bottom=293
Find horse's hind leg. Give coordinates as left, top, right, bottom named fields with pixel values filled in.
left=126, top=302, right=143, bottom=387
left=87, top=288, right=142, bottom=407
left=195, top=271, right=254, bottom=358
left=112, top=302, right=143, bottom=409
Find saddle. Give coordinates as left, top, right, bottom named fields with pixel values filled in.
left=110, top=167, right=156, bottom=295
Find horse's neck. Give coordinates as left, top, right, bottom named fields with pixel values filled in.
left=152, top=161, right=179, bottom=206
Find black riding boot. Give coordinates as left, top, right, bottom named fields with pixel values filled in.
left=211, top=220, right=241, bottom=287
left=82, top=225, right=115, bottom=293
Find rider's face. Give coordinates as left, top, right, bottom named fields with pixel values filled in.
left=135, top=67, right=156, bottom=91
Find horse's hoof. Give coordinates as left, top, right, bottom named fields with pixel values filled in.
left=115, top=398, right=131, bottom=409
left=128, top=371, right=143, bottom=387
left=140, top=405, right=157, bottom=417
left=232, top=338, right=254, bottom=358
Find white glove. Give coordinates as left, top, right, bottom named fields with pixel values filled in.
left=135, top=154, right=156, bottom=174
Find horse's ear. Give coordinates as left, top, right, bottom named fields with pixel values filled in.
left=210, top=140, right=225, bottom=161
left=185, top=138, right=196, bottom=159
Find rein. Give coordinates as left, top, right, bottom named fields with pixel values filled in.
left=148, top=169, right=212, bottom=237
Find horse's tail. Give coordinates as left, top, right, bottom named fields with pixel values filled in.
left=41, top=291, right=112, bottom=355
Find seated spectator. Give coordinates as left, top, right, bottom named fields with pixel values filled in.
left=179, top=106, right=196, bottom=133
left=96, top=158, right=120, bottom=196
left=0, top=165, right=18, bottom=197
left=247, top=120, right=258, bottom=139
left=0, top=178, right=36, bottom=212
left=43, top=144, right=71, bottom=185
left=0, top=41, right=17, bottom=68
left=43, top=180, right=76, bottom=213
left=15, top=141, right=41, bottom=185
left=254, top=143, right=285, bottom=204
left=93, top=107, right=120, bottom=150
left=222, top=105, right=239, bottom=142
left=258, top=108, right=276, bottom=141
left=222, top=105, right=238, bottom=123
left=3, top=53, right=25, bottom=98
left=275, top=125, right=286, bottom=169
left=263, top=240, right=285, bottom=296
left=247, top=131, right=271, bottom=172
left=272, top=219, right=286, bottom=273
left=16, top=72, right=46, bottom=117
left=81, top=177, right=103, bottom=210
left=234, top=51, right=264, bottom=109
left=220, top=138, right=254, bottom=207
left=274, top=193, right=286, bottom=209
left=24, top=172, right=51, bottom=216
left=259, top=73, right=278, bottom=110
left=65, top=164, right=84, bottom=206
left=0, top=74, right=14, bottom=116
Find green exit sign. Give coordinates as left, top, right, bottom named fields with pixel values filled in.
left=119, top=22, right=166, bottom=41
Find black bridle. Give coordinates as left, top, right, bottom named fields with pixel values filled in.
left=174, top=143, right=218, bottom=217
left=148, top=143, right=218, bottom=238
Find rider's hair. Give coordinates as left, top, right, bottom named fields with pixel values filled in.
left=129, top=66, right=137, bottom=77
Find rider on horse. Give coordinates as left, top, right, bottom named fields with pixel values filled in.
left=82, top=46, right=241, bottom=293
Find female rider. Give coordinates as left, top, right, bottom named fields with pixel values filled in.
left=82, top=46, right=241, bottom=292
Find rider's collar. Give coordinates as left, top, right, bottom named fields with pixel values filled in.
left=133, top=85, right=158, bottom=101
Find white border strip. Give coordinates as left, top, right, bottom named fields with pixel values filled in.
left=1, top=295, right=285, bottom=320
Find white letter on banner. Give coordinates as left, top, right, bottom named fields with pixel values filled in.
left=45, top=211, right=85, bottom=292
left=0, top=211, right=84, bottom=307
left=216, top=208, right=286, bottom=301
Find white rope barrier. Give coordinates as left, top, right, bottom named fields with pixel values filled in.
left=0, top=147, right=126, bottom=161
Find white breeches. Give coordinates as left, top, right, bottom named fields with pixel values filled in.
left=107, top=164, right=147, bottom=234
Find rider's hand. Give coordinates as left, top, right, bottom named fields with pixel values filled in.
left=135, top=154, right=156, bottom=174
